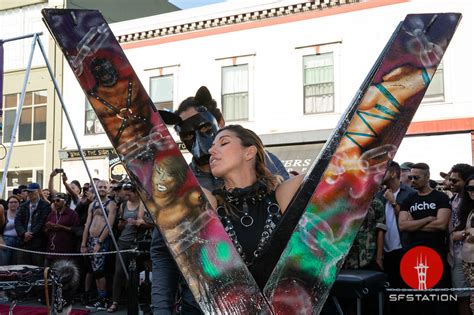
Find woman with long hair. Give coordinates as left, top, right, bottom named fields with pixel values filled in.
left=452, top=174, right=474, bottom=312
left=204, top=125, right=303, bottom=289
left=1, top=196, right=22, bottom=265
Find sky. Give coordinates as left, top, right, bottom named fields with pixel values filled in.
left=170, top=0, right=228, bottom=10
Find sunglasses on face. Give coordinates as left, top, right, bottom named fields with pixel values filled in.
left=122, top=183, right=134, bottom=190
left=466, top=186, right=474, bottom=192
left=449, top=178, right=459, bottom=184
left=408, top=175, right=420, bottom=181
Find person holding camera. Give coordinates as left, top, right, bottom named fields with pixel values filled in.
left=48, top=168, right=82, bottom=210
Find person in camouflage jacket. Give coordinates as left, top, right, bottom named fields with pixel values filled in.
left=344, top=198, right=386, bottom=270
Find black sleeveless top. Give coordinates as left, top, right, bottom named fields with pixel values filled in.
left=213, top=181, right=282, bottom=289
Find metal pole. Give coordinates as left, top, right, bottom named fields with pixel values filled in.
left=0, top=32, right=43, bottom=44
left=35, top=36, right=129, bottom=280
left=0, top=34, right=38, bottom=195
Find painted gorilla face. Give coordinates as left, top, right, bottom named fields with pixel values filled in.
left=174, top=107, right=219, bottom=166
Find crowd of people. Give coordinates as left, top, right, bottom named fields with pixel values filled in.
left=0, top=86, right=473, bottom=315
left=0, top=175, right=154, bottom=312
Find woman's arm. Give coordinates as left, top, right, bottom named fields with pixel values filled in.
left=275, top=174, right=305, bottom=213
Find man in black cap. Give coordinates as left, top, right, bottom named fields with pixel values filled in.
left=14, top=182, right=51, bottom=266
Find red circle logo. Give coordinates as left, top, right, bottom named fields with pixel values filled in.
left=400, top=246, right=443, bottom=290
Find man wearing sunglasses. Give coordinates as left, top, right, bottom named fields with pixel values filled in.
left=447, top=163, right=474, bottom=315
left=44, top=192, right=80, bottom=266
left=398, top=163, right=452, bottom=314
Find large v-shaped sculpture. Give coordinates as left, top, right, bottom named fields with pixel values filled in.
left=42, top=9, right=460, bottom=314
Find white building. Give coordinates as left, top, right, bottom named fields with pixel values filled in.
left=60, top=0, right=473, bottom=184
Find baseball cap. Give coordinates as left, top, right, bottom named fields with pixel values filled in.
left=52, top=192, right=68, bottom=200
left=439, top=171, right=449, bottom=179
left=25, top=182, right=41, bottom=191
left=400, top=162, right=414, bottom=171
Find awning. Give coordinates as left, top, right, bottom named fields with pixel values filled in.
left=265, top=143, right=325, bottom=174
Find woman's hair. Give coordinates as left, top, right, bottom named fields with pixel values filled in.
left=454, top=174, right=474, bottom=231
left=6, top=195, right=21, bottom=207
left=71, top=180, right=82, bottom=194
left=216, top=125, right=280, bottom=191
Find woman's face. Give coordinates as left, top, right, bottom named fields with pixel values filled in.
left=467, top=179, right=474, bottom=201
left=71, top=183, right=81, bottom=195
left=152, top=165, right=177, bottom=196
left=42, top=189, right=50, bottom=199
left=209, top=130, right=249, bottom=178
left=8, top=198, right=20, bottom=211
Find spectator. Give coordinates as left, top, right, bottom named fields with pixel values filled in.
left=74, top=185, right=96, bottom=305
left=42, top=188, right=52, bottom=202
left=344, top=198, right=386, bottom=270
left=400, top=162, right=414, bottom=186
left=447, top=164, right=474, bottom=315
left=376, top=161, right=416, bottom=290
left=14, top=182, right=51, bottom=266
left=439, top=171, right=454, bottom=198
left=49, top=169, right=81, bottom=210
left=14, top=184, right=28, bottom=203
left=81, top=180, right=117, bottom=311
left=44, top=192, right=80, bottom=267
left=0, top=199, right=5, bottom=263
left=452, top=175, right=474, bottom=314
left=341, top=198, right=386, bottom=315
left=1, top=196, right=22, bottom=265
left=399, top=162, right=451, bottom=315
left=107, top=182, right=152, bottom=313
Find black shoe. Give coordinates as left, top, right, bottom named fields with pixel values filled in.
left=86, top=298, right=108, bottom=311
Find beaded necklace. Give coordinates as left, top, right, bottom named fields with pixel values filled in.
left=213, top=181, right=281, bottom=266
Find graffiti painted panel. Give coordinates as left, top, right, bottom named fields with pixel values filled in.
left=264, top=13, right=461, bottom=314
left=42, top=9, right=270, bottom=314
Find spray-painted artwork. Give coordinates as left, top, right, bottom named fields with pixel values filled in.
left=42, top=8, right=460, bottom=314
left=42, top=9, right=271, bottom=314
left=263, top=13, right=461, bottom=314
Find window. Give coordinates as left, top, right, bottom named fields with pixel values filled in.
left=150, top=75, right=174, bottom=111
left=221, top=64, right=249, bottom=121
left=85, top=99, right=105, bottom=135
left=0, top=170, right=32, bottom=199
left=422, top=61, right=444, bottom=103
left=2, top=90, right=47, bottom=143
left=303, top=53, right=334, bottom=114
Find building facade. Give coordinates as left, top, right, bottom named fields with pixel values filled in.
left=0, top=0, right=59, bottom=198
left=0, top=0, right=178, bottom=197
left=57, top=0, right=473, bottom=185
